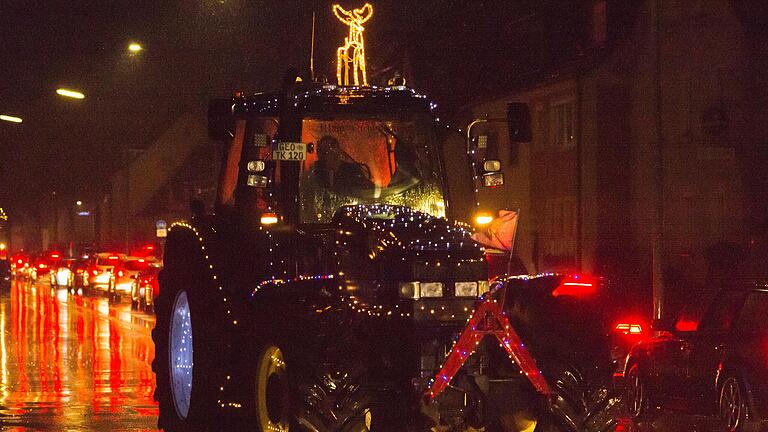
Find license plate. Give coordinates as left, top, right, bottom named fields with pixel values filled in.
left=272, top=142, right=307, bottom=161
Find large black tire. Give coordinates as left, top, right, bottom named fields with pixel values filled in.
left=293, top=367, right=373, bottom=432
left=243, top=325, right=374, bottom=432
left=153, top=232, right=224, bottom=431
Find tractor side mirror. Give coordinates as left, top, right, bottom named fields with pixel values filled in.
left=507, top=102, right=532, bottom=143
left=208, top=98, right=234, bottom=141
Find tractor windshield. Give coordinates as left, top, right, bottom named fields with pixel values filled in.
left=299, top=117, right=446, bottom=223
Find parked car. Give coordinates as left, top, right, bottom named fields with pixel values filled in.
left=622, top=285, right=768, bottom=431
left=130, top=262, right=161, bottom=312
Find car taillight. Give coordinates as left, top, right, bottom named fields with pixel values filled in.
left=551, top=275, right=596, bottom=297
left=118, top=270, right=124, bottom=277
left=92, top=269, right=99, bottom=276
left=108, top=256, right=119, bottom=260
left=76, top=269, right=83, bottom=274
left=615, top=323, right=644, bottom=335
left=38, top=264, right=47, bottom=269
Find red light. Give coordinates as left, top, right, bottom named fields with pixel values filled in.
left=615, top=323, right=644, bottom=335
left=118, top=270, right=124, bottom=277
left=145, top=245, right=154, bottom=250
left=50, top=253, right=60, bottom=259
left=17, top=259, right=22, bottom=264
left=38, top=263, right=47, bottom=269
left=551, top=275, right=596, bottom=297
left=92, top=269, right=99, bottom=276
left=138, top=258, right=145, bottom=263
left=675, top=319, right=699, bottom=332
left=108, top=255, right=119, bottom=260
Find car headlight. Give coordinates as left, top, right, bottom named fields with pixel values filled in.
left=454, top=281, right=478, bottom=297
left=420, top=282, right=443, bottom=298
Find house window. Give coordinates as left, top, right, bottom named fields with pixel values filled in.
left=550, top=100, right=576, bottom=149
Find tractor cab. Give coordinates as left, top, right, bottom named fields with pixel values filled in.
left=210, top=83, right=463, bottom=228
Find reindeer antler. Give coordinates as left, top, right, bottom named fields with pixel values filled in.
left=353, top=3, right=373, bottom=24
left=332, top=4, right=356, bottom=25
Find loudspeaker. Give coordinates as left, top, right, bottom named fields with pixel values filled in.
left=507, top=102, right=532, bottom=143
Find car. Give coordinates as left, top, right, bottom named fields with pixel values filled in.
left=87, top=252, right=125, bottom=295
left=70, top=256, right=93, bottom=292
left=621, top=285, right=768, bottom=431
left=51, top=257, right=77, bottom=288
left=0, top=259, right=10, bottom=290
left=29, top=251, right=62, bottom=282
left=112, top=256, right=156, bottom=302
left=130, top=262, right=161, bottom=312
left=9, top=252, right=30, bottom=279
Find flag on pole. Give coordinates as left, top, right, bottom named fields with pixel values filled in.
left=471, top=209, right=519, bottom=251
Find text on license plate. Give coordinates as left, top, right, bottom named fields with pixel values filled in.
left=272, top=142, right=307, bottom=161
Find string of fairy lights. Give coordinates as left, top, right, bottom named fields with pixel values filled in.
left=168, top=221, right=243, bottom=410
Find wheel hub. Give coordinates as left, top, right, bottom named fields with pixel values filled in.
left=169, top=290, right=194, bottom=419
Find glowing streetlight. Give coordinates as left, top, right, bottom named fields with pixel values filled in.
left=128, top=43, right=143, bottom=53
left=76, top=201, right=83, bottom=206
left=56, top=88, right=85, bottom=99
left=0, top=115, right=22, bottom=124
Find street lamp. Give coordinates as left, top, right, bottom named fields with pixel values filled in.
left=56, top=88, right=85, bottom=99
left=0, top=114, right=22, bottom=123
left=76, top=200, right=83, bottom=206
left=128, top=43, right=143, bottom=53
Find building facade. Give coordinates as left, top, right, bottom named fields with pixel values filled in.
left=466, top=0, right=768, bottom=313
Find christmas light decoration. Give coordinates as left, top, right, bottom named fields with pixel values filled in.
left=333, top=3, right=373, bottom=86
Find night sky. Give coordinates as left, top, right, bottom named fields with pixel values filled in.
left=0, top=0, right=592, bottom=219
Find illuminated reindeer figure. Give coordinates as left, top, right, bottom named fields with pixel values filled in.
left=333, top=3, right=373, bottom=86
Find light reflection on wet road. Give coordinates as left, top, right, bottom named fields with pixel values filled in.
left=0, top=279, right=158, bottom=431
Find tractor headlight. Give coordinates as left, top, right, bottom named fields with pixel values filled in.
left=399, top=281, right=420, bottom=299
left=454, top=281, right=478, bottom=297
left=420, top=282, right=443, bottom=298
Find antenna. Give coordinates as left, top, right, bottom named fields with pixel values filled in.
left=310, top=10, right=316, bottom=81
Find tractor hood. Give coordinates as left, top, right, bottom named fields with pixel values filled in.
left=332, top=205, right=487, bottom=282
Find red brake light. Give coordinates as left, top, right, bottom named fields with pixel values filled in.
left=108, top=255, right=119, bottom=260
left=17, top=259, right=22, bottom=264
left=145, top=245, right=154, bottom=250
left=551, top=275, right=596, bottom=297
left=138, top=258, right=145, bottom=263
left=92, top=269, right=99, bottom=276
left=50, top=253, right=60, bottom=259
left=615, top=323, right=644, bottom=335
left=675, top=319, right=699, bottom=332
left=118, top=270, right=124, bottom=277
left=38, top=263, right=47, bottom=269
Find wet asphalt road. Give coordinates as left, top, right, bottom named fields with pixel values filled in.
left=0, top=277, right=730, bottom=432
left=0, top=278, right=158, bottom=431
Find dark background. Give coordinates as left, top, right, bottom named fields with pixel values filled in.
left=0, top=0, right=601, bottom=219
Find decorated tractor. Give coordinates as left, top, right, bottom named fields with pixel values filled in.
left=152, top=5, right=628, bottom=432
